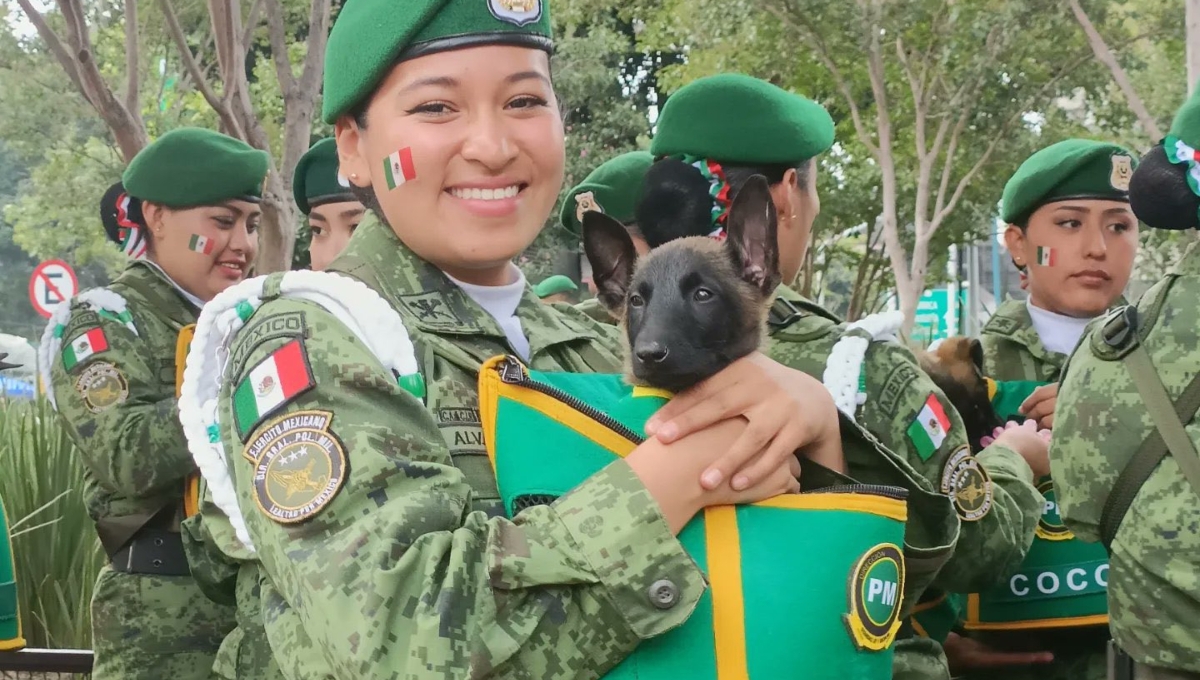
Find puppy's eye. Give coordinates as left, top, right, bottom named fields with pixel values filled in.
left=694, top=288, right=713, bottom=302
left=629, top=293, right=645, bottom=308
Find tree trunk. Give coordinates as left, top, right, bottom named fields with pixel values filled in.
left=1189, top=0, right=1200, bottom=94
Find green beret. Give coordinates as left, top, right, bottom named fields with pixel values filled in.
left=560, top=151, right=653, bottom=235
left=650, top=74, right=835, bottom=165
left=323, top=0, right=552, bottom=124
left=533, top=275, right=577, bottom=298
left=123, top=128, right=268, bottom=207
left=1000, top=139, right=1137, bottom=224
left=293, top=138, right=355, bottom=215
left=1162, top=86, right=1200, bottom=198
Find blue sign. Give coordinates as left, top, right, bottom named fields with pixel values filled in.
left=0, top=375, right=35, bottom=400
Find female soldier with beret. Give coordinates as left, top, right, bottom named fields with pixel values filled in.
left=614, top=72, right=1046, bottom=680
left=293, top=137, right=365, bottom=271
left=40, top=127, right=264, bottom=680
left=178, top=1, right=848, bottom=677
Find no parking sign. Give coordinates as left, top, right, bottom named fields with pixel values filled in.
left=28, top=259, right=78, bottom=319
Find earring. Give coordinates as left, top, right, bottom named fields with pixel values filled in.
left=351, top=173, right=359, bottom=179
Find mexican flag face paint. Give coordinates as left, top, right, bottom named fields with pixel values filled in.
left=1036, top=246, right=1056, bottom=267
left=384, top=147, right=416, bottom=190
left=189, top=234, right=215, bottom=255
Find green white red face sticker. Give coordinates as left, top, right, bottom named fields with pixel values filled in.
left=1036, top=246, right=1056, bottom=267
left=384, top=147, right=416, bottom=190
left=189, top=234, right=215, bottom=255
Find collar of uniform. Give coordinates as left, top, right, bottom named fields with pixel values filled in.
left=771, top=284, right=844, bottom=323
left=982, top=297, right=1060, bottom=366
left=120, top=259, right=201, bottom=327
left=1171, top=239, right=1200, bottom=277
left=331, top=213, right=600, bottom=350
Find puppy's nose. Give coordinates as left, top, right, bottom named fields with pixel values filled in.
left=635, top=343, right=670, bottom=364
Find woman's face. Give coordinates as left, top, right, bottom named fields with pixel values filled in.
left=1005, top=199, right=1139, bottom=317
left=308, top=200, right=365, bottom=271
left=771, top=163, right=820, bottom=284
left=142, top=200, right=260, bottom=302
left=335, top=45, right=564, bottom=285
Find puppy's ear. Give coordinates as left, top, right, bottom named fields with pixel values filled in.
left=582, top=211, right=638, bottom=314
left=723, top=174, right=781, bottom=296
left=968, top=339, right=985, bottom=374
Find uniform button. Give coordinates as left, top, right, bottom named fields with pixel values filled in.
left=648, top=579, right=679, bottom=609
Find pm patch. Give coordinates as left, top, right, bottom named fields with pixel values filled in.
left=845, top=542, right=905, bottom=651
left=940, top=446, right=993, bottom=522
left=233, top=339, right=316, bottom=441
left=74, top=361, right=128, bottom=413
left=249, top=410, right=347, bottom=524
left=1035, top=477, right=1074, bottom=541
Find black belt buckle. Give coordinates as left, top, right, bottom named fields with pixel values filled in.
left=1108, top=640, right=1135, bottom=680
left=111, top=529, right=190, bottom=577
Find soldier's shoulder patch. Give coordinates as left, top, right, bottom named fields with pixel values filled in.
left=74, top=361, right=128, bottom=413
left=876, top=360, right=921, bottom=421
left=61, top=327, right=110, bottom=372
left=233, top=339, right=316, bottom=441
left=845, top=542, right=905, bottom=651
left=247, top=409, right=347, bottom=524
left=230, top=311, right=307, bottom=377
left=940, top=446, right=993, bottom=522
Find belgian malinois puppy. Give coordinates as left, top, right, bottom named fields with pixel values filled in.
left=918, top=337, right=1003, bottom=452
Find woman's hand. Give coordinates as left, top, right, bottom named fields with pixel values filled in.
left=1019, top=383, right=1058, bottom=430
left=943, top=632, right=1053, bottom=674
left=643, top=352, right=844, bottom=493
left=993, top=420, right=1052, bottom=478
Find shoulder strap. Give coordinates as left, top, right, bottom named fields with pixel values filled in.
left=1098, top=315, right=1200, bottom=549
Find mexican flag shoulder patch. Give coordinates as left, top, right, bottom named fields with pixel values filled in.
left=233, top=339, right=316, bottom=441
left=907, top=393, right=950, bottom=461
left=63, top=327, right=109, bottom=371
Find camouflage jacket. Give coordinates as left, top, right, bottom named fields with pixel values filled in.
left=766, top=286, right=1040, bottom=593
left=1052, top=241, right=1200, bottom=672
left=573, top=297, right=617, bottom=325
left=979, top=299, right=1067, bottom=382
left=203, top=215, right=714, bottom=678
left=46, top=260, right=199, bottom=533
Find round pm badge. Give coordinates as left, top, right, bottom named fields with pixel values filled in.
left=845, top=542, right=905, bottom=651
left=252, top=426, right=347, bottom=524
left=1035, top=477, right=1074, bottom=541
left=74, top=361, right=129, bottom=413
left=941, top=446, right=994, bottom=522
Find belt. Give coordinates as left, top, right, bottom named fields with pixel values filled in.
left=1110, top=641, right=1200, bottom=680
left=109, top=528, right=190, bottom=577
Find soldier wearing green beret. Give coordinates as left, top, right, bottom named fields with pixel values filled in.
left=40, top=127, right=266, bottom=680
left=563, top=150, right=654, bottom=324
left=533, top=274, right=578, bottom=304
left=633, top=72, right=1048, bottom=680
left=176, top=4, right=849, bottom=678
left=293, top=137, right=365, bottom=271
left=955, top=139, right=1140, bottom=680
left=1051, top=90, right=1200, bottom=680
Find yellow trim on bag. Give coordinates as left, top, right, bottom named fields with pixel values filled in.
left=175, top=324, right=195, bottom=399
left=479, top=356, right=508, bottom=475
left=706, top=506, right=749, bottom=680
left=910, top=592, right=947, bottom=614
left=632, top=385, right=674, bottom=400
left=985, top=377, right=997, bottom=403
left=963, top=593, right=1108, bottom=630
left=752, top=493, right=908, bottom=522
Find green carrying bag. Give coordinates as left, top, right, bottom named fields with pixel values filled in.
left=0, top=492, right=25, bottom=651
left=479, top=356, right=910, bottom=679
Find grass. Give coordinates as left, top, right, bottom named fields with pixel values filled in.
left=0, top=398, right=102, bottom=650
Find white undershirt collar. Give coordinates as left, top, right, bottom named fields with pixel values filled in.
left=445, top=264, right=531, bottom=361
left=1025, top=298, right=1095, bottom=356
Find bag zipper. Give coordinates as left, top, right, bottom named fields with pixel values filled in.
left=496, top=355, right=908, bottom=502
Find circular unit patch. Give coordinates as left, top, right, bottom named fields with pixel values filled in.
left=941, top=446, right=993, bottom=522
left=845, top=542, right=905, bottom=651
left=253, top=426, right=347, bottom=524
left=74, top=361, right=129, bottom=413
left=1035, top=477, right=1074, bottom=541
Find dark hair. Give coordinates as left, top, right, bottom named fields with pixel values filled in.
left=635, top=157, right=813, bottom=249
left=1129, top=144, right=1200, bottom=231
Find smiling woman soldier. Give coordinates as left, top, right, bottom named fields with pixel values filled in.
left=175, top=1, right=852, bottom=677
left=39, top=127, right=264, bottom=680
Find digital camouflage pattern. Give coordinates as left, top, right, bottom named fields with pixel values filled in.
left=47, top=260, right=234, bottom=679
left=766, top=285, right=1042, bottom=680
left=573, top=297, right=616, bottom=325
left=1052, top=241, right=1200, bottom=673
left=979, top=299, right=1067, bottom=382
left=975, top=296, right=1108, bottom=680
left=209, top=214, right=717, bottom=677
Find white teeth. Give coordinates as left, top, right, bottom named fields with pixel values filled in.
left=452, top=185, right=519, bottom=200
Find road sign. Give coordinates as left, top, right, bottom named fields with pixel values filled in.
left=28, top=259, right=78, bottom=319
left=912, top=287, right=969, bottom=345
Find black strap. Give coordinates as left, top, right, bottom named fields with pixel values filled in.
left=1099, top=347, right=1200, bottom=550
left=767, top=298, right=805, bottom=333
left=108, top=528, right=189, bottom=577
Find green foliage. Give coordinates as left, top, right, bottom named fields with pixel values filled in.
left=0, top=398, right=104, bottom=649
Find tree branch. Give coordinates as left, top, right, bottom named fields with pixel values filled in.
left=158, top=0, right=244, bottom=137
left=262, top=0, right=298, bottom=96
left=124, top=0, right=140, bottom=115
left=1067, top=0, right=1163, bottom=139
left=12, top=0, right=91, bottom=105
left=297, top=0, right=332, bottom=99
left=242, top=0, right=265, bottom=49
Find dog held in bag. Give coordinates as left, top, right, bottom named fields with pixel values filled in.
left=582, top=175, right=782, bottom=393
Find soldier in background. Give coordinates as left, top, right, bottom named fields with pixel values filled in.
left=293, top=137, right=365, bottom=271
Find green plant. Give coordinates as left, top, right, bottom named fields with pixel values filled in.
left=0, top=397, right=103, bottom=649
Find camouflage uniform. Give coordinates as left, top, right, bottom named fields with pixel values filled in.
left=765, top=286, right=1043, bottom=680
left=46, top=260, right=235, bottom=679
left=972, top=296, right=1108, bottom=680
left=574, top=297, right=617, bottom=325
left=1052, top=242, right=1200, bottom=676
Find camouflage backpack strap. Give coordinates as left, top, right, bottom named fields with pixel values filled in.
left=36, top=288, right=138, bottom=409
left=178, top=270, right=425, bottom=552
left=1095, top=305, right=1200, bottom=550
left=821, top=311, right=905, bottom=420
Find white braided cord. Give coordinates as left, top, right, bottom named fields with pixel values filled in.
left=821, top=311, right=906, bottom=420
left=178, top=270, right=420, bottom=552
left=37, top=289, right=137, bottom=410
